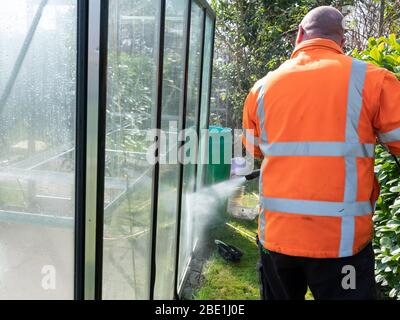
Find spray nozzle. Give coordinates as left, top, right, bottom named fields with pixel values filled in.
left=231, top=158, right=260, bottom=181
left=244, top=169, right=260, bottom=181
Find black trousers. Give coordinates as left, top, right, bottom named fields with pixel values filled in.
left=258, top=243, right=377, bottom=300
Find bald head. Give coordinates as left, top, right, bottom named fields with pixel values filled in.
left=296, top=6, right=345, bottom=47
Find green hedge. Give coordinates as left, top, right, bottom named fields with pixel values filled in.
left=353, top=35, right=400, bottom=299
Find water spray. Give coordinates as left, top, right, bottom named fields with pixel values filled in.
left=212, top=159, right=261, bottom=261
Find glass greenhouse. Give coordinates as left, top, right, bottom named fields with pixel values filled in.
left=0, top=0, right=215, bottom=300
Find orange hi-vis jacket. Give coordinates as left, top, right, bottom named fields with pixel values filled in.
left=242, top=38, right=400, bottom=258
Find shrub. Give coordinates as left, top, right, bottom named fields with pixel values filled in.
left=353, top=34, right=400, bottom=299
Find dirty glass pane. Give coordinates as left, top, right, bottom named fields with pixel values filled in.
left=0, top=0, right=77, bottom=299
left=102, top=0, right=160, bottom=299
left=177, top=3, right=204, bottom=289
left=154, top=0, right=186, bottom=300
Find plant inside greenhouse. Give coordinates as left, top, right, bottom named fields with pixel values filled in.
left=0, top=0, right=399, bottom=305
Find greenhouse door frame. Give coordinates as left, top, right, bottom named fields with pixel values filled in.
left=74, top=0, right=215, bottom=300
left=74, top=0, right=109, bottom=300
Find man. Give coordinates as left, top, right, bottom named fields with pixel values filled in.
left=242, top=6, right=400, bottom=300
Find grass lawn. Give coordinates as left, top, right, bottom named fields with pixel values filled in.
left=194, top=217, right=314, bottom=300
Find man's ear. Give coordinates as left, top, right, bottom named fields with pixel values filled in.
left=295, top=25, right=304, bottom=46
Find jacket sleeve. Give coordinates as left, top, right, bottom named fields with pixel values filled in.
left=374, top=71, right=400, bottom=155
left=242, top=84, right=263, bottom=159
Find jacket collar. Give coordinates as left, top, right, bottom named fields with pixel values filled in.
left=291, top=38, right=344, bottom=58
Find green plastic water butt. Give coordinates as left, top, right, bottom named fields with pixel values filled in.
left=204, top=126, right=232, bottom=185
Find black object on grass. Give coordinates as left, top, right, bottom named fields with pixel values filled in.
left=215, top=240, right=243, bottom=262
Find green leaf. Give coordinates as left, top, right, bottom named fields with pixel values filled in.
left=380, top=237, right=392, bottom=248
left=375, top=274, right=384, bottom=283
left=389, top=186, right=400, bottom=193
left=387, top=220, right=400, bottom=228
left=369, top=46, right=383, bottom=62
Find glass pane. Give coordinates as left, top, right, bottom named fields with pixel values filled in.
left=197, top=15, right=213, bottom=188
left=102, top=0, right=160, bottom=300
left=154, top=0, right=186, bottom=300
left=177, top=3, right=203, bottom=288
left=0, top=0, right=77, bottom=299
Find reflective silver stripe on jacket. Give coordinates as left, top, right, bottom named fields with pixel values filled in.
left=259, top=141, right=374, bottom=158
left=261, top=197, right=372, bottom=217
left=243, top=129, right=259, bottom=147
left=340, top=59, right=368, bottom=257
left=257, top=82, right=268, bottom=145
left=257, top=79, right=268, bottom=247
left=378, top=127, right=400, bottom=143
left=258, top=159, right=266, bottom=247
